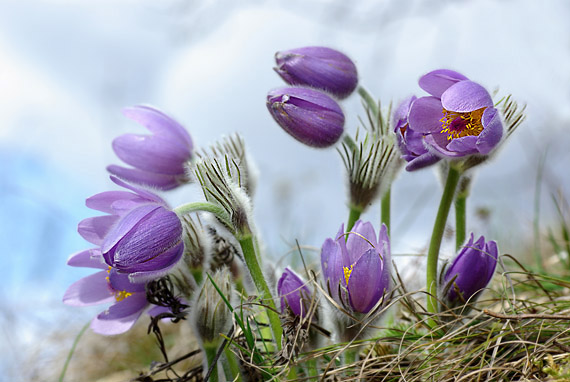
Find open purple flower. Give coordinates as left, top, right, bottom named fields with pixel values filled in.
left=63, top=249, right=150, bottom=335
left=107, top=105, right=193, bottom=190
left=320, top=221, right=391, bottom=314
left=408, top=69, right=503, bottom=158
left=78, top=176, right=184, bottom=282
left=274, top=46, right=358, bottom=99
left=393, top=95, right=441, bottom=171
left=440, top=233, right=498, bottom=308
left=277, top=267, right=312, bottom=317
left=267, top=87, right=345, bottom=148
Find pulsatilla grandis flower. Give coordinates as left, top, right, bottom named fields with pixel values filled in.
left=274, top=46, right=358, bottom=99
left=320, top=220, right=391, bottom=314
left=277, top=267, right=312, bottom=318
left=408, top=69, right=503, bottom=158
left=77, top=176, right=184, bottom=282
left=393, top=95, right=441, bottom=171
left=107, top=105, right=193, bottom=190
left=440, top=233, right=498, bottom=308
left=63, top=249, right=150, bottom=335
left=266, top=87, right=345, bottom=148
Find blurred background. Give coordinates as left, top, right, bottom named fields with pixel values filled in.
left=1, top=0, right=569, bottom=380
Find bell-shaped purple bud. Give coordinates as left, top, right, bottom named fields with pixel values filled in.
left=266, top=87, right=345, bottom=148
left=440, top=233, right=498, bottom=308
left=277, top=267, right=312, bottom=317
left=274, top=46, right=358, bottom=99
left=320, top=221, right=391, bottom=314
left=107, top=105, right=193, bottom=190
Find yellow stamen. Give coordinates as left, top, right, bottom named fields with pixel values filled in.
left=343, top=265, right=354, bottom=286
left=105, top=266, right=133, bottom=302
left=440, top=107, right=486, bottom=141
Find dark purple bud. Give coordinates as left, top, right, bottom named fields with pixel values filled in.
left=274, top=46, right=358, bottom=99
left=441, top=233, right=498, bottom=308
left=266, top=87, right=345, bottom=148
left=107, top=105, right=193, bottom=190
left=277, top=267, right=312, bottom=317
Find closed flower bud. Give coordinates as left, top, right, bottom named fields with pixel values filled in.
left=274, top=46, right=358, bottom=99
left=277, top=267, right=312, bottom=318
left=266, top=87, right=345, bottom=148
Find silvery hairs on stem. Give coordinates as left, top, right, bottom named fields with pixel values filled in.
left=340, top=97, right=399, bottom=212
left=193, top=134, right=256, bottom=238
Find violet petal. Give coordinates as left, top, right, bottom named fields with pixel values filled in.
left=347, top=248, right=385, bottom=313
left=418, top=69, right=469, bottom=98
left=107, top=165, right=181, bottom=191
left=63, top=271, right=114, bottom=306
left=90, top=293, right=148, bottom=335
left=476, top=107, right=503, bottom=155
left=408, top=96, right=444, bottom=134
left=123, top=105, right=192, bottom=148
left=441, top=81, right=493, bottom=112
left=78, top=215, right=119, bottom=245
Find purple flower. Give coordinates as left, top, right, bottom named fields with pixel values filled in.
left=274, top=46, right=358, bottom=99
left=78, top=176, right=184, bottom=282
left=441, top=233, right=498, bottom=307
left=320, top=221, right=391, bottom=314
left=393, top=95, right=441, bottom=171
left=277, top=267, right=312, bottom=317
left=63, top=248, right=150, bottom=335
left=107, top=105, right=193, bottom=190
left=408, top=69, right=503, bottom=158
left=266, top=87, right=345, bottom=148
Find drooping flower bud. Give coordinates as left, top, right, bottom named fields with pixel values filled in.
left=439, top=233, right=498, bottom=310
left=277, top=267, right=312, bottom=318
left=274, top=46, right=358, bottom=99
left=107, top=105, right=193, bottom=190
left=266, top=87, right=345, bottom=148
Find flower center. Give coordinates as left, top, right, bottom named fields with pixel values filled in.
left=343, top=264, right=354, bottom=286
left=440, top=107, right=486, bottom=141
left=106, top=267, right=133, bottom=302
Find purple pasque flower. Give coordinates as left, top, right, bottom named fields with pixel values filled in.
left=63, top=248, right=149, bottom=335
left=441, top=233, right=498, bottom=308
left=277, top=267, right=312, bottom=317
left=107, top=105, right=193, bottom=190
left=266, top=87, right=345, bottom=148
left=274, top=46, right=358, bottom=99
left=393, top=95, right=441, bottom=171
left=78, top=176, right=184, bottom=282
left=320, top=220, right=391, bottom=314
left=408, top=69, right=503, bottom=158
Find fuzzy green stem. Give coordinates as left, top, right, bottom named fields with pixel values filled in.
left=173, top=201, right=232, bottom=228
left=306, top=358, right=319, bottom=381
left=381, top=188, right=391, bottom=235
left=455, top=193, right=466, bottom=251
left=204, top=342, right=219, bottom=382
left=347, top=205, right=363, bottom=232
left=344, top=348, right=359, bottom=374
left=238, top=235, right=283, bottom=349
left=426, top=165, right=461, bottom=328
left=222, top=347, right=241, bottom=381
left=59, top=322, right=89, bottom=382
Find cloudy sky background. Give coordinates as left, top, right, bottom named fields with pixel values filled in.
left=1, top=0, right=569, bottom=379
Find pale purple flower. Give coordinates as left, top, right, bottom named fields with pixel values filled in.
left=63, top=248, right=150, bottom=335
left=78, top=176, right=183, bottom=282
left=320, top=221, right=391, bottom=314
left=274, top=46, right=358, bottom=99
left=441, top=233, right=498, bottom=308
left=266, top=87, right=345, bottom=148
left=393, top=95, right=441, bottom=171
left=107, top=105, right=193, bottom=190
left=277, top=267, right=312, bottom=317
left=408, top=69, right=503, bottom=158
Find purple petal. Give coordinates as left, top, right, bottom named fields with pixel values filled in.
left=123, top=105, right=193, bottom=149
left=405, top=152, right=441, bottom=171
left=424, top=132, right=464, bottom=158
left=320, top=238, right=345, bottom=304
left=127, top=242, right=185, bottom=283
left=347, top=248, right=386, bottom=313
left=107, top=165, right=181, bottom=191
left=112, top=134, right=190, bottom=175
left=392, top=95, right=417, bottom=132
left=278, top=267, right=311, bottom=317
left=110, top=176, right=167, bottom=206
left=476, top=107, right=503, bottom=155
left=86, top=191, right=143, bottom=214
left=446, top=135, right=479, bottom=155
left=67, top=248, right=107, bottom=269
left=408, top=96, right=444, bottom=134
left=441, top=81, right=493, bottom=113
left=78, top=215, right=120, bottom=245
left=484, top=241, right=499, bottom=281
left=346, top=220, right=377, bottom=264
left=90, top=293, right=148, bottom=335
left=63, top=271, right=114, bottom=306
left=418, top=69, right=469, bottom=98
left=108, top=268, right=147, bottom=293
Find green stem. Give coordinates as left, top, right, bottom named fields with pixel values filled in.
left=204, top=342, right=219, bottom=382
left=344, top=348, right=359, bottom=376
left=357, top=86, right=379, bottom=118
left=59, top=322, right=89, bottom=382
left=455, top=193, right=466, bottom=251
left=426, top=165, right=461, bottom=328
left=347, top=205, right=363, bottom=232
left=238, top=235, right=283, bottom=349
left=173, top=201, right=232, bottom=228
left=223, top=347, right=241, bottom=381
left=381, top=188, right=391, bottom=236
left=306, top=358, right=319, bottom=381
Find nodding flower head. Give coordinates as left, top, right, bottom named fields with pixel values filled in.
left=277, top=267, right=313, bottom=318
left=408, top=69, right=503, bottom=158
left=274, top=46, right=358, bottom=99
left=78, top=176, right=184, bottom=282
left=107, top=105, right=193, bottom=190
left=320, top=220, right=391, bottom=314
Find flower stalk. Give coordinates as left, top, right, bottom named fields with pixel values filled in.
left=346, top=205, right=362, bottom=232
left=454, top=176, right=471, bottom=251
left=203, top=342, right=220, bottom=382
left=381, top=188, right=391, bottom=236
left=426, top=165, right=462, bottom=327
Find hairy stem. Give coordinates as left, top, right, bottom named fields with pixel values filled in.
left=455, top=193, right=466, bottom=251
left=204, top=342, right=219, bottom=382
left=347, top=205, right=363, bottom=232
left=381, top=188, right=391, bottom=236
